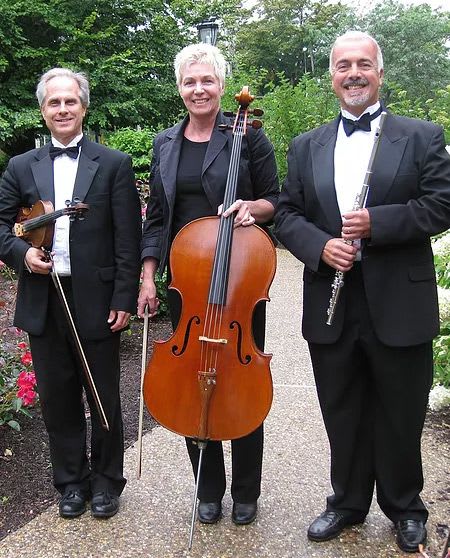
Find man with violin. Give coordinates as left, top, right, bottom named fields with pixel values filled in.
left=0, top=68, right=141, bottom=519
left=275, top=31, right=450, bottom=553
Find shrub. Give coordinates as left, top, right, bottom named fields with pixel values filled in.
left=104, top=127, right=156, bottom=181
left=432, top=232, right=450, bottom=396
left=0, top=338, right=38, bottom=431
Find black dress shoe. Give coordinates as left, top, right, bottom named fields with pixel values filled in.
left=232, top=502, right=257, bottom=525
left=59, top=489, right=88, bottom=518
left=91, top=491, right=119, bottom=519
left=395, top=519, right=427, bottom=553
left=197, top=501, right=221, bottom=524
left=307, top=510, right=363, bottom=542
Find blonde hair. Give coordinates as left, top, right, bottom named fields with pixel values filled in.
left=174, top=43, right=226, bottom=88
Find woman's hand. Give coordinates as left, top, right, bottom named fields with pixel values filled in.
left=219, top=199, right=255, bottom=227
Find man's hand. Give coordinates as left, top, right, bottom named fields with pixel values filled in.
left=341, top=208, right=371, bottom=240
left=24, top=247, right=52, bottom=274
left=137, top=278, right=160, bottom=319
left=108, top=310, right=131, bottom=332
left=322, top=238, right=357, bottom=272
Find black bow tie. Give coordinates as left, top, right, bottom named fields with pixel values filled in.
left=341, top=106, right=382, bottom=136
left=49, top=145, right=80, bottom=160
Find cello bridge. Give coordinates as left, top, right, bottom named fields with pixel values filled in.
left=198, top=335, right=228, bottom=344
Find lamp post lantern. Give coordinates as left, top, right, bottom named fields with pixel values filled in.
left=197, top=19, right=219, bottom=46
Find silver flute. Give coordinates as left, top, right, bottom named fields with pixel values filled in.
left=326, top=111, right=387, bottom=326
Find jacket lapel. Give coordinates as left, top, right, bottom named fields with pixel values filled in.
left=31, top=145, right=54, bottom=205
left=311, top=117, right=343, bottom=234
left=159, top=120, right=185, bottom=210
left=202, top=112, right=229, bottom=208
left=366, top=113, right=408, bottom=207
left=73, top=138, right=100, bottom=202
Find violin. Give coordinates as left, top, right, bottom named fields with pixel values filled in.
left=14, top=199, right=89, bottom=249
left=143, top=87, right=276, bottom=442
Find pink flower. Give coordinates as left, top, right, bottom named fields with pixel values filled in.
left=17, top=388, right=37, bottom=406
left=20, top=351, right=33, bottom=366
left=17, top=341, right=28, bottom=350
left=17, top=370, right=37, bottom=388
left=17, top=371, right=37, bottom=407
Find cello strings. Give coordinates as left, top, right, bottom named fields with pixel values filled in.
left=201, top=110, right=245, bottom=378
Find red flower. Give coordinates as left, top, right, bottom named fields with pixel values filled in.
left=17, top=341, right=28, bottom=350
left=20, top=351, right=33, bottom=366
left=17, top=371, right=37, bottom=388
left=17, top=388, right=37, bottom=406
left=16, top=371, right=37, bottom=407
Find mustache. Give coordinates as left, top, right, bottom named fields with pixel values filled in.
left=343, top=78, right=369, bottom=88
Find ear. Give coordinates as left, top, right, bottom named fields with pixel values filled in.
left=379, top=68, right=384, bottom=87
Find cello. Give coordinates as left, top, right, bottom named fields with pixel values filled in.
left=142, top=87, right=276, bottom=547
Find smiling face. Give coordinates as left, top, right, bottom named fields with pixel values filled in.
left=40, top=76, right=86, bottom=145
left=178, top=62, right=224, bottom=120
left=331, top=37, right=384, bottom=117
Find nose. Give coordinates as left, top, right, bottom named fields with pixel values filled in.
left=194, top=82, right=204, bottom=94
left=58, top=101, right=68, bottom=113
left=348, top=62, right=362, bottom=77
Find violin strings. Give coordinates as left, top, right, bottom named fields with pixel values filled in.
left=23, top=209, right=65, bottom=232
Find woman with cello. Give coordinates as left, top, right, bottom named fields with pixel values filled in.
left=137, top=43, right=279, bottom=526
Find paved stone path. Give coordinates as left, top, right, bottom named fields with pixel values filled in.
left=1, top=248, right=449, bottom=557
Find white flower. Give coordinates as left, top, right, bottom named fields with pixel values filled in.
left=438, top=287, right=450, bottom=323
left=433, top=232, right=450, bottom=258
left=428, top=384, right=450, bottom=411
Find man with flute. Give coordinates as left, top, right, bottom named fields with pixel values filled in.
left=275, top=31, right=450, bottom=553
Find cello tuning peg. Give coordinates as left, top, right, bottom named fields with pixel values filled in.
left=249, top=119, right=263, bottom=130
left=218, top=124, right=232, bottom=130
left=250, top=108, right=264, bottom=117
left=65, top=199, right=71, bottom=207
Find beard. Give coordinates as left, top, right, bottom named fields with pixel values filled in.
left=342, top=78, right=371, bottom=107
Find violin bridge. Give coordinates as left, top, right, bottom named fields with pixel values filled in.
left=198, top=336, right=228, bottom=344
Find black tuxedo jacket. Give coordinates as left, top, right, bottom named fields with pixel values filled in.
left=141, top=111, right=279, bottom=273
left=275, top=112, right=450, bottom=346
left=0, top=138, right=142, bottom=339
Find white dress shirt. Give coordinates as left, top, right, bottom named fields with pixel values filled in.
left=334, top=102, right=381, bottom=257
left=51, top=133, right=83, bottom=275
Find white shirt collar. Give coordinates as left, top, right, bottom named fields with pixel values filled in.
left=51, top=133, right=84, bottom=149
left=341, top=101, right=381, bottom=122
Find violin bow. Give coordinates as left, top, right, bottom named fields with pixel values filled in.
left=136, top=306, right=149, bottom=479
left=49, top=259, right=110, bottom=431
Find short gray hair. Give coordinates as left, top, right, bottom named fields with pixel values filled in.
left=329, top=31, right=384, bottom=74
left=174, top=43, right=226, bottom=89
left=36, top=68, right=90, bottom=107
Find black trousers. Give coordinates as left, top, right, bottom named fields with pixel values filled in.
left=308, top=265, right=432, bottom=523
left=168, top=287, right=265, bottom=503
left=29, top=278, right=126, bottom=496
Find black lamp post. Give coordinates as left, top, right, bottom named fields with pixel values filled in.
left=197, top=19, right=219, bottom=46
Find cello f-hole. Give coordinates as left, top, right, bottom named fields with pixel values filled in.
left=172, top=315, right=201, bottom=356
left=230, top=320, right=251, bottom=365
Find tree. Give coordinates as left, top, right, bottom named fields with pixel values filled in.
left=234, top=0, right=355, bottom=87
left=0, top=0, right=243, bottom=156
left=363, top=0, right=450, bottom=103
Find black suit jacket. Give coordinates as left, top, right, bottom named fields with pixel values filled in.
left=141, top=111, right=279, bottom=272
left=275, top=112, right=450, bottom=346
left=0, top=138, right=142, bottom=339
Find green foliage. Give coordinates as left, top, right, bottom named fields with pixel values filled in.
left=433, top=232, right=450, bottom=388
left=154, top=271, right=169, bottom=318
left=0, top=0, right=245, bottom=156
left=363, top=0, right=450, bottom=104
left=433, top=321, right=450, bottom=388
left=104, top=127, right=156, bottom=180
